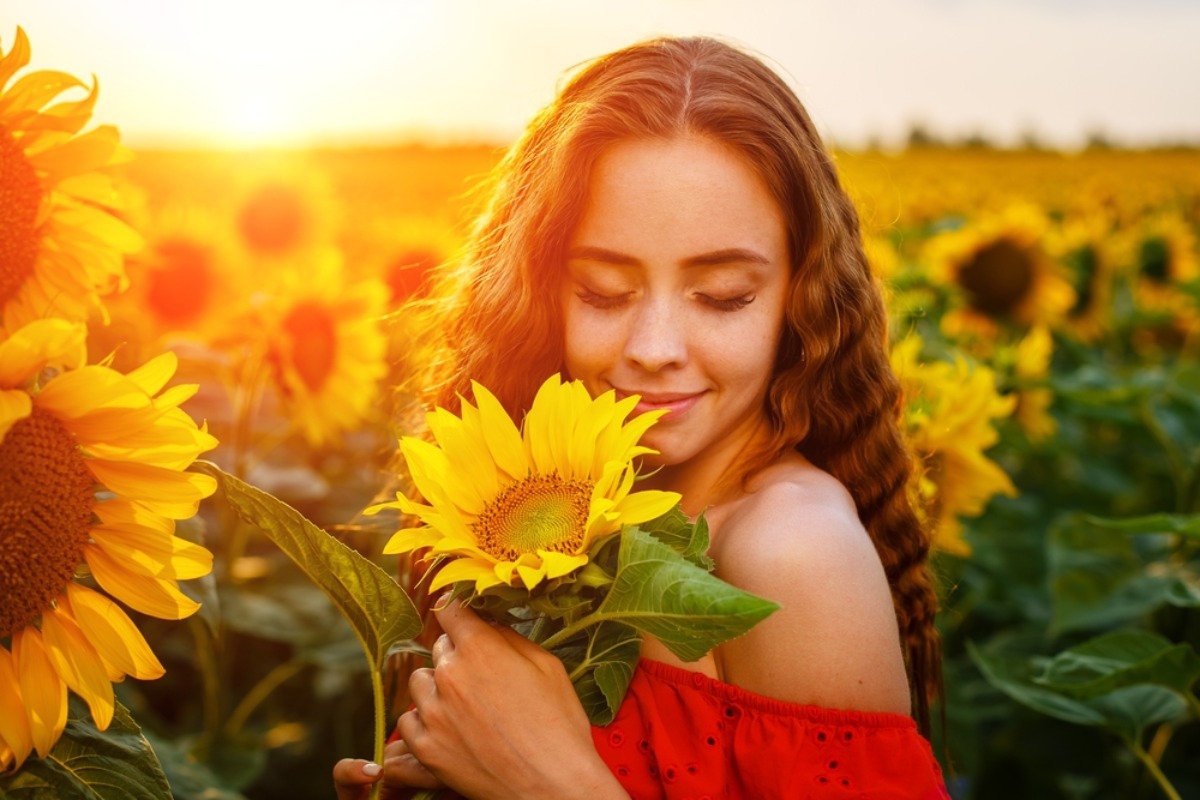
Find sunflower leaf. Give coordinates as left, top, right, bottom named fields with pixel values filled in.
left=191, top=461, right=422, bottom=671
left=0, top=697, right=171, bottom=799
left=639, top=506, right=715, bottom=570
left=555, top=621, right=643, bottom=725
left=597, top=528, right=779, bottom=662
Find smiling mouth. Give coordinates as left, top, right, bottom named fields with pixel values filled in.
left=615, top=388, right=706, bottom=415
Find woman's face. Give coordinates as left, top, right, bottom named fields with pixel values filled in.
left=562, top=135, right=791, bottom=477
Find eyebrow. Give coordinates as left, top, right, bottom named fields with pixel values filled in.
left=566, top=246, right=772, bottom=268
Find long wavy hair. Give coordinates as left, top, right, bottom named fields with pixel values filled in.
left=408, top=35, right=943, bottom=735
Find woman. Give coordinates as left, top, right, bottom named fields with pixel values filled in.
left=335, top=35, right=948, bottom=799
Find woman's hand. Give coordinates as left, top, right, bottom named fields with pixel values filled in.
left=396, top=599, right=628, bottom=800
left=332, top=737, right=442, bottom=800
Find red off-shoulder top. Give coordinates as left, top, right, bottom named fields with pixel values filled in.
left=590, top=658, right=950, bottom=800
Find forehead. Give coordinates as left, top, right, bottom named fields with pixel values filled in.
left=570, top=135, right=788, bottom=260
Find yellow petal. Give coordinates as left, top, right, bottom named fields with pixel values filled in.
left=0, top=388, right=33, bottom=442
left=64, top=584, right=164, bottom=680
left=612, top=489, right=682, bottom=527
left=12, top=627, right=67, bottom=758
left=90, top=524, right=213, bottom=580
left=41, top=606, right=115, bottom=730
left=0, top=319, right=87, bottom=387
left=84, top=546, right=200, bottom=620
left=124, top=352, right=178, bottom=396
left=0, top=646, right=34, bottom=769
left=471, top=381, right=528, bottom=481
left=382, top=526, right=443, bottom=555
left=93, top=497, right=175, bottom=535
left=428, top=558, right=502, bottom=592
left=86, top=458, right=216, bottom=519
left=538, top=550, right=589, bottom=580
left=0, top=27, right=32, bottom=93
left=516, top=563, right=549, bottom=591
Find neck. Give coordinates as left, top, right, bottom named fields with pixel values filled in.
left=641, top=418, right=774, bottom=516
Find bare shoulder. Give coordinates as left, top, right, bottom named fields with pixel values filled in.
left=710, top=457, right=912, bottom=714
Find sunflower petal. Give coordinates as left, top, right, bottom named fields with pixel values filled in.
left=85, top=546, right=200, bottom=620
left=538, top=550, right=588, bottom=580
left=612, top=489, right=682, bottom=527
left=471, top=381, right=528, bottom=480
left=64, top=584, right=164, bottom=680
left=429, top=558, right=505, bottom=592
left=86, top=458, right=216, bottom=519
left=0, top=646, right=34, bottom=769
left=0, top=388, right=33, bottom=442
left=12, top=628, right=67, bottom=758
left=41, top=606, right=115, bottom=729
left=0, top=319, right=87, bottom=387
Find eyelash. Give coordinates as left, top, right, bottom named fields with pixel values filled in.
left=575, top=288, right=754, bottom=312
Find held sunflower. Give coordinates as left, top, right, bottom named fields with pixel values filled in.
left=0, top=319, right=217, bottom=769
left=369, top=375, right=681, bottom=593
left=0, top=27, right=141, bottom=335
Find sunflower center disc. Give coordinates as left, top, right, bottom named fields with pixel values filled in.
left=474, top=474, right=592, bottom=561
left=146, top=238, right=214, bottom=325
left=957, top=239, right=1034, bottom=317
left=237, top=184, right=306, bottom=255
left=0, top=127, right=43, bottom=307
left=281, top=301, right=338, bottom=392
left=0, top=408, right=96, bottom=636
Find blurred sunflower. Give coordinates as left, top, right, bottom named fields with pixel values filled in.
left=258, top=251, right=389, bottom=446
left=925, top=204, right=1075, bottom=341
left=231, top=166, right=339, bottom=264
left=0, top=27, right=141, bottom=334
left=891, top=336, right=1018, bottom=556
left=116, top=206, right=244, bottom=344
left=1048, top=211, right=1118, bottom=341
left=370, top=375, right=680, bottom=594
left=1011, top=326, right=1057, bottom=443
left=1125, top=211, right=1198, bottom=324
left=0, top=319, right=217, bottom=768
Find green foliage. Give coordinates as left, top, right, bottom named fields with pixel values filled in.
left=191, top=462, right=422, bottom=663
left=0, top=698, right=171, bottom=800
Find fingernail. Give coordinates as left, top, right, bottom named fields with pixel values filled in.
left=433, top=591, right=452, bottom=610
left=362, top=762, right=382, bottom=777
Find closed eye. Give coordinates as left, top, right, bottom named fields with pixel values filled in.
left=576, top=287, right=632, bottom=310
left=700, top=294, right=754, bottom=311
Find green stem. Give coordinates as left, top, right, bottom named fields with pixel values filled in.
left=1129, top=739, right=1182, bottom=800
left=224, top=658, right=305, bottom=737
left=1139, top=401, right=1187, bottom=511
left=189, top=615, right=222, bottom=759
left=370, top=661, right=385, bottom=800
left=540, top=612, right=602, bottom=650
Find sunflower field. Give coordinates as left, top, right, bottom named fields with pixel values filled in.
left=2, top=25, right=1200, bottom=800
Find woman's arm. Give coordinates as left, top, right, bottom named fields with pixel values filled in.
left=395, top=600, right=631, bottom=800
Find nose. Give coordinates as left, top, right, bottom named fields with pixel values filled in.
left=624, top=297, right=687, bottom=373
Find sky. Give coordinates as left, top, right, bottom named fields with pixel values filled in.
left=4, top=0, right=1199, bottom=149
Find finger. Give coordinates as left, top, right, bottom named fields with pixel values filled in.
left=384, top=748, right=442, bottom=790
left=430, top=633, right=455, bottom=666
left=432, top=598, right=493, bottom=644
left=408, top=667, right=436, bottom=708
left=331, top=758, right=381, bottom=800
left=395, top=707, right=424, bottom=754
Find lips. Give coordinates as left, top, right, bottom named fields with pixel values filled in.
left=615, top=388, right=706, bottom=417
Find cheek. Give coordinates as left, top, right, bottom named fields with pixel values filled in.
left=562, top=310, right=614, bottom=384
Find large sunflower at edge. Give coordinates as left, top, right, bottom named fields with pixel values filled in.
left=0, top=319, right=217, bottom=769
left=369, top=375, right=681, bottom=593
left=0, top=28, right=140, bottom=334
